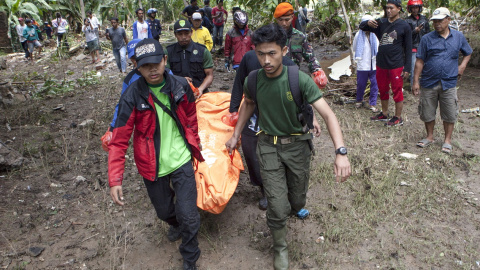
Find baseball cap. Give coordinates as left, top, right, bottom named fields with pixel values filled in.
left=430, top=7, right=450, bottom=20
left=387, top=0, right=402, bottom=8
left=192, top=12, right=202, bottom=20
left=127, top=39, right=141, bottom=59
left=174, top=19, right=192, bottom=32
left=18, top=18, right=24, bottom=21
left=134, top=39, right=165, bottom=67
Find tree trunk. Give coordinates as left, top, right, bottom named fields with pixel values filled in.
left=138, top=0, right=143, bottom=9
left=339, top=0, right=356, bottom=73
left=183, top=0, right=189, bottom=7
left=79, top=0, right=85, bottom=20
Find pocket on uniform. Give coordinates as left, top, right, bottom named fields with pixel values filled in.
left=258, top=145, right=279, bottom=171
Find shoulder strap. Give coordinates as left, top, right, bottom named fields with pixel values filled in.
left=287, top=65, right=302, bottom=108
left=247, top=69, right=260, bottom=130
left=150, top=91, right=175, bottom=120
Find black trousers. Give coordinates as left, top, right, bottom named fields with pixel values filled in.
left=241, top=126, right=263, bottom=188
left=143, top=161, right=200, bottom=264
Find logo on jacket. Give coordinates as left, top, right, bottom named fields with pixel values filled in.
left=193, top=49, right=198, bottom=55
left=140, top=104, right=150, bottom=109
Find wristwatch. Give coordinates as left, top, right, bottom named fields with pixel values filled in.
left=335, top=147, right=347, bottom=155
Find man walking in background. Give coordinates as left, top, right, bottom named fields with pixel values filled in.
left=52, top=13, right=69, bottom=50
left=15, top=18, right=29, bottom=60
left=107, top=17, right=129, bottom=73
left=146, top=8, right=162, bottom=41
left=133, top=8, right=152, bottom=40
left=191, top=12, right=213, bottom=51
left=413, top=7, right=472, bottom=154
left=211, top=0, right=228, bottom=52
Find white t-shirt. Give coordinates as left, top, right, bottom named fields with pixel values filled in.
left=136, top=21, right=149, bottom=39
left=52, top=18, right=68, bottom=34
left=82, top=25, right=97, bottom=42
left=89, top=16, right=100, bottom=30
left=16, top=24, right=26, bottom=42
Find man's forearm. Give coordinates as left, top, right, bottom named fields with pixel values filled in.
left=232, top=100, right=255, bottom=139
left=413, top=58, right=424, bottom=84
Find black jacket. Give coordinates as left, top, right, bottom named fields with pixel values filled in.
left=146, top=18, right=162, bottom=40
left=167, top=41, right=209, bottom=91
left=405, top=14, right=430, bottom=50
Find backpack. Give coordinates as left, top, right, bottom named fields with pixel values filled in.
left=247, top=65, right=314, bottom=134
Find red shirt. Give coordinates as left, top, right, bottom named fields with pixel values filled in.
left=211, top=7, right=227, bottom=26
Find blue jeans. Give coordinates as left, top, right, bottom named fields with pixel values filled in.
left=212, top=24, right=224, bottom=46
left=143, top=161, right=200, bottom=265
left=410, top=52, right=417, bottom=85
left=112, top=46, right=127, bottom=72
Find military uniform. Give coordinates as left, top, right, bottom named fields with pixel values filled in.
left=286, top=27, right=321, bottom=74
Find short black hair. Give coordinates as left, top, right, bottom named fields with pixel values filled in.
left=25, top=19, right=32, bottom=24
left=110, top=17, right=119, bottom=22
left=191, top=0, right=197, bottom=3
left=204, top=0, right=210, bottom=4
left=232, top=7, right=241, bottom=14
left=252, top=23, right=287, bottom=48
left=217, top=0, right=223, bottom=4
left=87, top=10, right=92, bottom=15
left=56, top=12, right=61, bottom=18
left=136, top=8, right=144, bottom=14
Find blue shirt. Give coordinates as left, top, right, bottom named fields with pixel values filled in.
left=416, top=28, right=472, bottom=90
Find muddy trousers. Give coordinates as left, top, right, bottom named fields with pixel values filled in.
left=256, top=133, right=312, bottom=230
left=143, top=161, right=201, bottom=265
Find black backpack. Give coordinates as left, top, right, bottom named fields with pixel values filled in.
left=247, top=65, right=314, bottom=133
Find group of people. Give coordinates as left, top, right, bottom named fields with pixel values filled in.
left=103, top=0, right=472, bottom=269
left=11, top=0, right=467, bottom=269
left=102, top=2, right=336, bottom=270
left=353, top=0, right=471, bottom=154
left=14, top=12, right=76, bottom=61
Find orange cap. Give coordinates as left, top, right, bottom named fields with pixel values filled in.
left=274, top=2, right=294, bottom=18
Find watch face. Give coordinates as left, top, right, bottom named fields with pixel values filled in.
left=337, top=147, right=347, bottom=155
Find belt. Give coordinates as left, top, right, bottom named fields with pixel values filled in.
left=260, top=132, right=313, bottom=145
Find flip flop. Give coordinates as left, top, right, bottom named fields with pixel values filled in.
left=441, top=143, right=452, bottom=154
left=370, top=106, right=379, bottom=113
left=416, top=138, right=433, bottom=148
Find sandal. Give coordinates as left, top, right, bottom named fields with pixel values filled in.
left=441, top=143, right=452, bottom=154
left=416, top=138, right=434, bottom=148
left=370, top=106, right=379, bottom=113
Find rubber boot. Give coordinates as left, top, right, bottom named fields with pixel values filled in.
left=271, top=227, right=288, bottom=270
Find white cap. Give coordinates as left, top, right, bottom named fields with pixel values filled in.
left=361, top=14, right=374, bottom=22
left=430, top=7, right=450, bottom=20
left=192, top=12, right=202, bottom=20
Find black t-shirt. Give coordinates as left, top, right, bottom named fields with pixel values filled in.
left=183, top=5, right=199, bottom=17
left=360, top=18, right=412, bottom=72
left=229, top=50, right=296, bottom=113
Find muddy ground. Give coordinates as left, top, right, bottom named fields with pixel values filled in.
left=0, top=34, right=479, bottom=270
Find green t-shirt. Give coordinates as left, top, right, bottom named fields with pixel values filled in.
left=149, top=81, right=191, bottom=177
left=244, top=65, right=323, bottom=136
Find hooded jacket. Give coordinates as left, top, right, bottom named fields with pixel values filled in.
left=108, top=71, right=204, bottom=187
